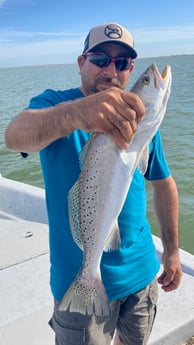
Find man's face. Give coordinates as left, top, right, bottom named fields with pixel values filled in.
left=78, top=43, right=133, bottom=96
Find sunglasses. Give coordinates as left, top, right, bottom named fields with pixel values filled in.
left=83, top=52, right=134, bottom=72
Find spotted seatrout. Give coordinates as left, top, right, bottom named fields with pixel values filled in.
left=59, top=64, right=172, bottom=316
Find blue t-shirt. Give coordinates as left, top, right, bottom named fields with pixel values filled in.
left=28, top=87, right=170, bottom=301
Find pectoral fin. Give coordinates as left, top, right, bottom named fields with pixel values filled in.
left=103, top=221, right=121, bottom=252
left=138, top=146, right=149, bottom=175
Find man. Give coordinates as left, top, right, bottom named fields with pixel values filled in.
left=5, top=23, right=182, bottom=345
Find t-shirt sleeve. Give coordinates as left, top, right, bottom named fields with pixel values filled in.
left=28, top=89, right=63, bottom=109
left=144, top=130, right=171, bottom=181
left=27, top=88, right=84, bottom=109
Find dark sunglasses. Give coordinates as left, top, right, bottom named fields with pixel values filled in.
left=83, top=52, right=134, bottom=72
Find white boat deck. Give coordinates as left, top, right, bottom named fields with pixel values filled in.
left=0, top=175, right=194, bottom=345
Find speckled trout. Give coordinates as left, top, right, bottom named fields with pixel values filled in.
left=59, top=64, right=172, bottom=316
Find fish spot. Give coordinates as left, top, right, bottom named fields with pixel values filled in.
left=73, top=281, right=98, bottom=301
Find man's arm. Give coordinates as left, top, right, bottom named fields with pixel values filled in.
left=4, top=88, right=145, bottom=153
left=151, top=176, right=183, bottom=291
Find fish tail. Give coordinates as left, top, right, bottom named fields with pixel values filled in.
left=59, top=275, right=110, bottom=317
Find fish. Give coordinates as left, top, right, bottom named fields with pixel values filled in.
left=59, top=63, right=172, bottom=316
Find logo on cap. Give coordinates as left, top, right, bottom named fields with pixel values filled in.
left=104, top=24, right=122, bottom=39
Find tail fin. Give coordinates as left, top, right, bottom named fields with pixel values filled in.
left=59, top=275, right=110, bottom=317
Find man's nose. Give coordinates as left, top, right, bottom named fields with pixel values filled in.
left=103, top=62, right=118, bottom=77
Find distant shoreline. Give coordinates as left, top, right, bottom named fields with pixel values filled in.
left=0, top=53, right=193, bottom=70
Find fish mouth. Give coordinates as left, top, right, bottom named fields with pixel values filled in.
left=152, top=64, right=171, bottom=88
left=161, top=65, right=170, bottom=79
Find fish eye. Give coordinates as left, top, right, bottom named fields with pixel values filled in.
left=142, top=75, right=150, bottom=85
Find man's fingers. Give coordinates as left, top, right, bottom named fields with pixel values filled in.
left=157, top=270, right=182, bottom=292
left=76, top=87, right=146, bottom=149
left=122, top=91, right=146, bottom=123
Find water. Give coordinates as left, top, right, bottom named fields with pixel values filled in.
left=0, top=55, right=193, bottom=254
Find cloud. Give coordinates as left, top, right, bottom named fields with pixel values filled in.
left=0, top=0, right=37, bottom=6
left=133, top=24, right=194, bottom=43
left=0, top=28, right=85, bottom=39
left=0, top=24, right=194, bottom=66
left=0, top=0, right=7, bottom=6
left=0, top=29, right=85, bottom=66
left=0, top=29, right=85, bottom=53
left=1, top=23, right=194, bottom=45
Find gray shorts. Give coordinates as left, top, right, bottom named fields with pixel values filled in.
left=49, top=278, right=158, bottom=345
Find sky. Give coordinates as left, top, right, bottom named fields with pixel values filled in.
left=0, top=0, right=194, bottom=67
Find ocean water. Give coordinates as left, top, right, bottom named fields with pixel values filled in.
left=0, top=55, right=193, bottom=254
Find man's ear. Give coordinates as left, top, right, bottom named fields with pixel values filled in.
left=77, top=55, right=86, bottom=70
left=129, top=63, right=134, bottom=73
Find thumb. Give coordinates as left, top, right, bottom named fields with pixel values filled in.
left=157, top=270, right=171, bottom=286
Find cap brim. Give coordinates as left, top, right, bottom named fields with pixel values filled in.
left=85, top=40, right=137, bottom=59
left=115, top=42, right=137, bottom=59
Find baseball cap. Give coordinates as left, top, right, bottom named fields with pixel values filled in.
left=83, top=23, right=137, bottom=59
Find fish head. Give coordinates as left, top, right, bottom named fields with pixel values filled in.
left=131, top=63, right=172, bottom=125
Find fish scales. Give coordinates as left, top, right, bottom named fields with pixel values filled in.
left=59, top=64, right=172, bottom=316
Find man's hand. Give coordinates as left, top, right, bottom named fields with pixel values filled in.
left=74, top=87, right=145, bottom=149
left=157, top=250, right=182, bottom=292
